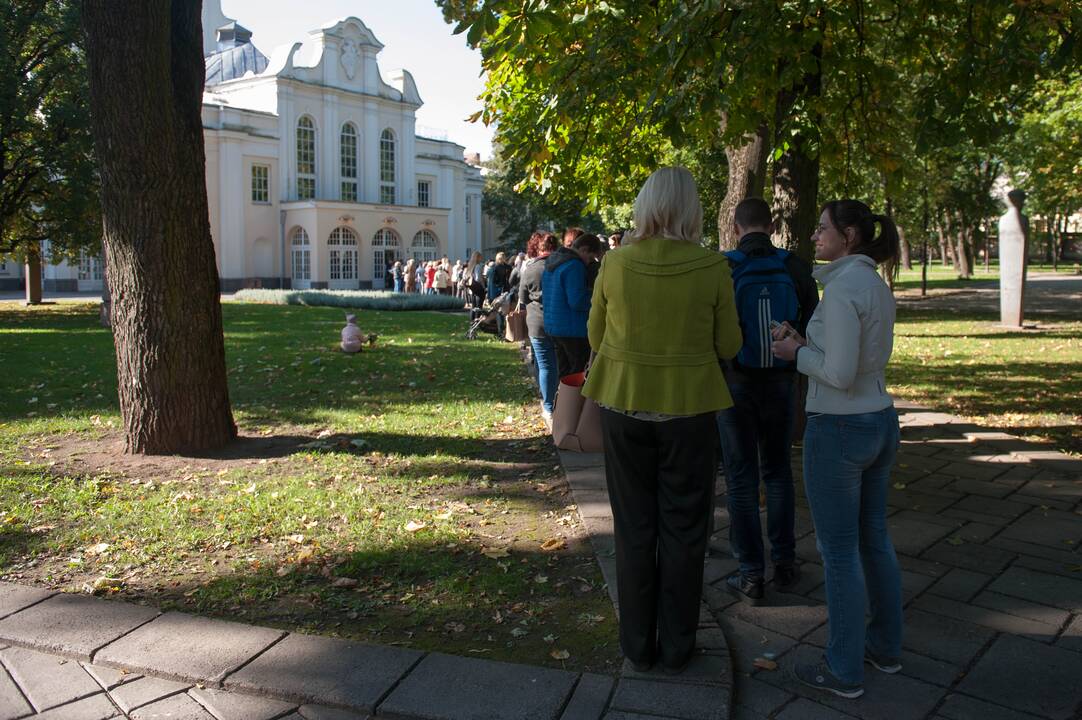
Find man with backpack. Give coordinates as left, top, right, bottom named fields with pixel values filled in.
left=719, top=197, right=819, bottom=604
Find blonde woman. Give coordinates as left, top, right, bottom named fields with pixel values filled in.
left=465, top=250, right=485, bottom=307
left=582, top=166, right=742, bottom=673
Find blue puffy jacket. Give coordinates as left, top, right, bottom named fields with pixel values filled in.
left=542, top=247, right=590, bottom=337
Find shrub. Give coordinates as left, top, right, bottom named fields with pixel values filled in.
left=232, top=289, right=466, bottom=312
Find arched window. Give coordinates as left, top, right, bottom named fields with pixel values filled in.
left=291, top=227, right=311, bottom=287
left=372, top=228, right=400, bottom=281
left=410, top=230, right=439, bottom=263
left=379, top=129, right=396, bottom=204
left=296, top=116, right=316, bottom=200
left=328, top=227, right=359, bottom=287
left=340, top=123, right=358, bottom=202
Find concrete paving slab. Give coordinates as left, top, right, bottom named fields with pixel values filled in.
left=972, top=590, right=1071, bottom=628
left=0, top=667, right=33, bottom=720
left=937, top=693, right=1049, bottom=720
left=921, top=540, right=1016, bottom=575
left=95, top=612, right=284, bottom=685
left=189, top=686, right=298, bottom=720
left=131, top=692, right=216, bottom=720
left=297, top=705, right=368, bottom=719
left=1016, top=478, right=1082, bottom=503
left=773, top=698, right=856, bottom=719
left=732, top=674, right=792, bottom=718
left=958, top=634, right=1081, bottom=719
left=82, top=662, right=141, bottom=690
left=110, top=676, right=191, bottom=714
left=902, top=608, right=995, bottom=666
left=33, top=692, right=118, bottom=720
left=619, top=653, right=730, bottom=687
left=0, top=645, right=101, bottom=711
left=986, top=536, right=1080, bottom=565
left=609, top=678, right=727, bottom=720
left=913, top=594, right=1059, bottom=643
left=1000, top=509, right=1081, bottom=549
left=952, top=495, right=1030, bottom=519
left=0, top=583, right=53, bottom=621
left=0, top=593, right=158, bottom=660
left=223, top=632, right=422, bottom=712
left=718, top=616, right=798, bottom=675
left=559, top=673, right=614, bottom=720
left=720, top=593, right=826, bottom=641
left=378, top=652, right=578, bottom=720
left=1055, top=615, right=1082, bottom=654
left=891, top=650, right=963, bottom=688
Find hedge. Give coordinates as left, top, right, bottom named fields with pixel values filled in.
left=231, top=289, right=466, bottom=311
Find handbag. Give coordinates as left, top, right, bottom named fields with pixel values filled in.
left=504, top=306, right=528, bottom=342
left=551, top=372, right=603, bottom=453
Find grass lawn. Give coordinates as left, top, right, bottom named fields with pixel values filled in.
left=0, top=302, right=619, bottom=673
left=894, top=260, right=1079, bottom=292
left=891, top=306, right=1082, bottom=456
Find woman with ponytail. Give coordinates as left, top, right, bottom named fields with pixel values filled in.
left=770, top=200, right=902, bottom=699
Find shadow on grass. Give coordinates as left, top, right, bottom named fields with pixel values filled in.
left=114, top=535, right=621, bottom=674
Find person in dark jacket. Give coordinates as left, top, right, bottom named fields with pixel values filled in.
left=488, top=252, right=513, bottom=300
left=542, top=233, right=604, bottom=377
left=518, top=232, right=560, bottom=421
left=717, top=197, right=820, bottom=606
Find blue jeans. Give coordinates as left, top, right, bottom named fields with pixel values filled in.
left=530, top=336, right=558, bottom=413
left=393, top=278, right=404, bottom=293
left=716, top=376, right=796, bottom=577
left=803, top=407, right=903, bottom=685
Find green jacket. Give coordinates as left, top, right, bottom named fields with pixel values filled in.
left=582, top=236, right=743, bottom=414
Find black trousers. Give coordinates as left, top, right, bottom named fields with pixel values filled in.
left=600, top=408, right=717, bottom=668
left=551, top=336, right=591, bottom=378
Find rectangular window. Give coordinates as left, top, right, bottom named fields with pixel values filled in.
left=330, top=251, right=341, bottom=280
left=297, top=177, right=315, bottom=201
left=380, top=185, right=396, bottom=205
left=251, top=165, right=269, bottom=203
left=340, top=126, right=358, bottom=202
left=417, top=181, right=430, bottom=208
left=341, top=182, right=357, bottom=202
left=78, top=253, right=92, bottom=280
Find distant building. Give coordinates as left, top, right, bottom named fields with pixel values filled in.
left=1, top=2, right=484, bottom=292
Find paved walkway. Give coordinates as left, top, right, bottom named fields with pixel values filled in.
left=559, top=400, right=1082, bottom=720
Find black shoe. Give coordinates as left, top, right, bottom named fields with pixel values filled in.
left=724, top=571, right=764, bottom=605
left=772, top=564, right=800, bottom=590
left=795, top=661, right=864, bottom=699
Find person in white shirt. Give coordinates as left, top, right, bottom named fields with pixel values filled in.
left=771, top=199, right=902, bottom=700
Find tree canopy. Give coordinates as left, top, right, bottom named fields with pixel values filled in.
left=0, top=0, right=99, bottom=260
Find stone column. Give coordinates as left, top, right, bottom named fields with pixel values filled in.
left=998, top=189, right=1029, bottom=327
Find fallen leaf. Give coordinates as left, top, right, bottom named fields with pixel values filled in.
left=404, top=520, right=427, bottom=533
left=550, top=649, right=570, bottom=660
left=481, top=546, right=510, bottom=559
left=540, top=538, right=567, bottom=552
left=946, top=536, right=964, bottom=546
left=332, top=577, right=359, bottom=588
left=892, top=483, right=907, bottom=490
left=753, top=658, right=778, bottom=671
left=85, top=543, right=110, bottom=556
left=510, top=627, right=528, bottom=638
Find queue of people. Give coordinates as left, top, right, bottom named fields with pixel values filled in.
left=511, top=167, right=902, bottom=699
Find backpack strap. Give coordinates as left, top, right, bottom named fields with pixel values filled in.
left=723, top=249, right=746, bottom=265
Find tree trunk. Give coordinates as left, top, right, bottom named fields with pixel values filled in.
left=24, top=243, right=42, bottom=305
left=936, top=224, right=951, bottom=266
left=99, top=249, right=111, bottom=328
left=955, top=225, right=973, bottom=279
left=771, top=44, right=822, bottom=263
left=717, top=117, right=769, bottom=251
left=84, top=0, right=236, bottom=454
left=898, top=223, right=912, bottom=270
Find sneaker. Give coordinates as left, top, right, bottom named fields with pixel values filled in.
left=794, top=661, right=864, bottom=699
left=772, top=564, right=800, bottom=590
left=724, top=571, right=764, bottom=605
left=864, top=649, right=902, bottom=674
left=540, top=408, right=553, bottom=425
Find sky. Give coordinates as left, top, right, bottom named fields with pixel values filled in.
left=221, top=0, right=494, bottom=159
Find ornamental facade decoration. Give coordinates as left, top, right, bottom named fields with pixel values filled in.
left=338, top=214, right=355, bottom=223
left=382, top=216, right=397, bottom=225
left=422, top=219, right=436, bottom=228
left=340, top=39, right=359, bottom=80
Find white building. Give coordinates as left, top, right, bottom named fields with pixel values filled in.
left=2, top=3, right=484, bottom=292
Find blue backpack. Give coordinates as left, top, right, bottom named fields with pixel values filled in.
left=724, top=248, right=800, bottom=369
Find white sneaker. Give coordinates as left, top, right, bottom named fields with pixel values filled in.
left=541, top=408, right=552, bottom=425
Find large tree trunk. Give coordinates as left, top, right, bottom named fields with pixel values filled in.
left=717, top=116, right=769, bottom=251
left=84, top=0, right=236, bottom=454
left=770, top=44, right=822, bottom=263
left=898, top=224, right=912, bottom=270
